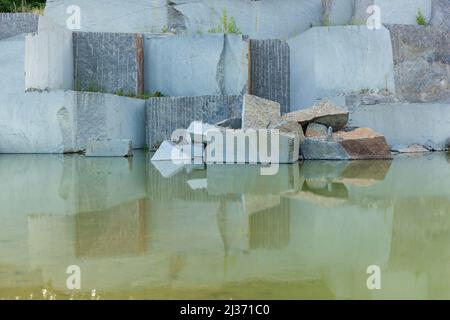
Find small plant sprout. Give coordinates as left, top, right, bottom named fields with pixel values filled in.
left=416, top=9, right=427, bottom=26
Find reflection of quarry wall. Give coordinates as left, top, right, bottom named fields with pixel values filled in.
left=73, top=32, right=144, bottom=95
left=144, top=34, right=248, bottom=97
left=288, top=26, right=395, bottom=109
left=0, top=91, right=145, bottom=154
left=250, top=39, right=290, bottom=113
left=0, top=13, right=38, bottom=40
left=146, top=95, right=242, bottom=148
left=25, top=16, right=74, bottom=91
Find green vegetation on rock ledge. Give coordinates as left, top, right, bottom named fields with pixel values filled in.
left=208, top=8, right=241, bottom=34
left=0, top=0, right=45, bottom=13
left=416, top=9, right=427, bottom=26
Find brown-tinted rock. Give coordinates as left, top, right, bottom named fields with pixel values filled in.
left=333, top=128, right=392, bottom=160
left=282, top=100, right=348, bottom=131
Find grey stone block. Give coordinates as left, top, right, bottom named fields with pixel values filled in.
left=322, top=0, right=354, bottom=25
left=386, top=24, right=450, bottom=103
left=0, top=13, right=38, bottom=40
left=146, top=95, right=242, bottom=148
left=73, top=32, right=144, bottom=95
left=242, top=94, right=281, bottom=129
left=301, top=138, right=349, bottom=160
left=85, top=139, right=133, bottom=157
left=250, top=39, right=290, bottom=113
left=144, top=34, right=248, bottom=97
left=431, top=0, right=450, bottom=32
left=0, top=34, right=25, bottom=95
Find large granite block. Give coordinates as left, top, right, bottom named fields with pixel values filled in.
left=146, top=95, right=242, bottom=148
left=322, top=0, right=354, bottom=25
left=0, top=34, right=25, bottom=95
left=288, top=26, right=395, bottom=109
left=73, top=32, right=144, bottom=95
left=0, top=13, right=38, bottom=40
left=431, top=0, right=450, bottom=32
left=386, top=24, right=449, bottom=103
left=25, top=16, right=74, bottom=91
left=144, top=34, right=248, bottom=97
left=250, top=39, right=290, bottom=113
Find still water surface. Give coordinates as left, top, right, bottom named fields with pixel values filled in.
left=0, top=151, right=449, bottom=299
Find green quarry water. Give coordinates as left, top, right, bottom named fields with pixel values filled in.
left=0, top=151, right=449, bottom=300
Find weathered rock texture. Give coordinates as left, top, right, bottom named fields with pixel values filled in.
left=146, top=95, right=242, bottom=149
left=349, top=103, right=450, bottom=151
left=144, top=34, right=248, bottom=97
left=353, top=0, right=432, bottom=25
left=431, top=0, right=450, bottom=32
left=322, top=0, right=354, bottom=25
left=0, top=13, right=38, bottom=40
left=386, top=24, right=450, bottom=103
left=0, top=91, right=146, bottom=153
left=301, top=128, right=392, bottom=160
left=288, top=26, right=395, bottom=109
left=73, top=32, right=144, bottom=95
left=282, top=100, right=349, bottom=131
left=25, top=16, right=74, bottom=91
left=250, top=39, right=290, bottom=113
left=242, top=94, right=281, bottom=129
left=44, top=0, right=323, bottom=39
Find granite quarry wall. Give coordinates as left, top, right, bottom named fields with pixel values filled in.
left=288, top=26, right=396, bottom=109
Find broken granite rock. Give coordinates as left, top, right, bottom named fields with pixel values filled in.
left=301, top=127, right=392, bottom=160
left=215, top=117, right=242, bottom=129
left=305, top=122, right=328, bottom=138
left=242, top=94, right=281, bottom=129
left=85, top=139, right=133, bottom=157
left=282, top=100, right=349, bottom=131
left=269, top=120, right=305, bottom=143
left=186, top=121, right=218, bottom=143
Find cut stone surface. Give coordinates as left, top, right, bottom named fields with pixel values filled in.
left=85, top=139, right=133, bottom=157
left=431, top=0, right=450, bottom=32
left=386, top=24, right=450, bottom=103
left=288, top=26, right=395, bottom=108
left=242, top=94, right=281, bottom=129
left=151, top=140, right=203, bottom=162
left=305, top=122, right=328, bottom=138
left=0, top=13, right=38, bottom=40
left=186, top=121, right=218, bottom=143
left=282, top=100, right=349, bottom=131
left=322, top=0, right=353, bottom=25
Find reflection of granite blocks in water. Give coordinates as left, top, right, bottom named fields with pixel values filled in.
left=75, top=199, right=147, bottom=257
left=207, top=164, right=300, bottom=195
left=249, top=199, right=290, bottom=250
left=146, top=95, right=242, bottom=148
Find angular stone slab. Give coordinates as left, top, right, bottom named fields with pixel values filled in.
left=282, top=100, right=349, bottom=131
left=250, top=39, right=290, bottom=113
left=85, top=139, right=133, bottom=157
left=288, top=26, right=395, bottom=108
left=269, top=120, right=305, bottom=143
left=151, top=140, right=204, bottom=162
left=73, top=32, right=144, bottom=95
left=215, top=117, right=241, bottom=129
left=301, top=138, right=349, bottom=160
left=242, top=94, right=281, bottom=129
left=305, top=122, right=328, bottom=138
left=146, top=95, right=242, bottom=149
